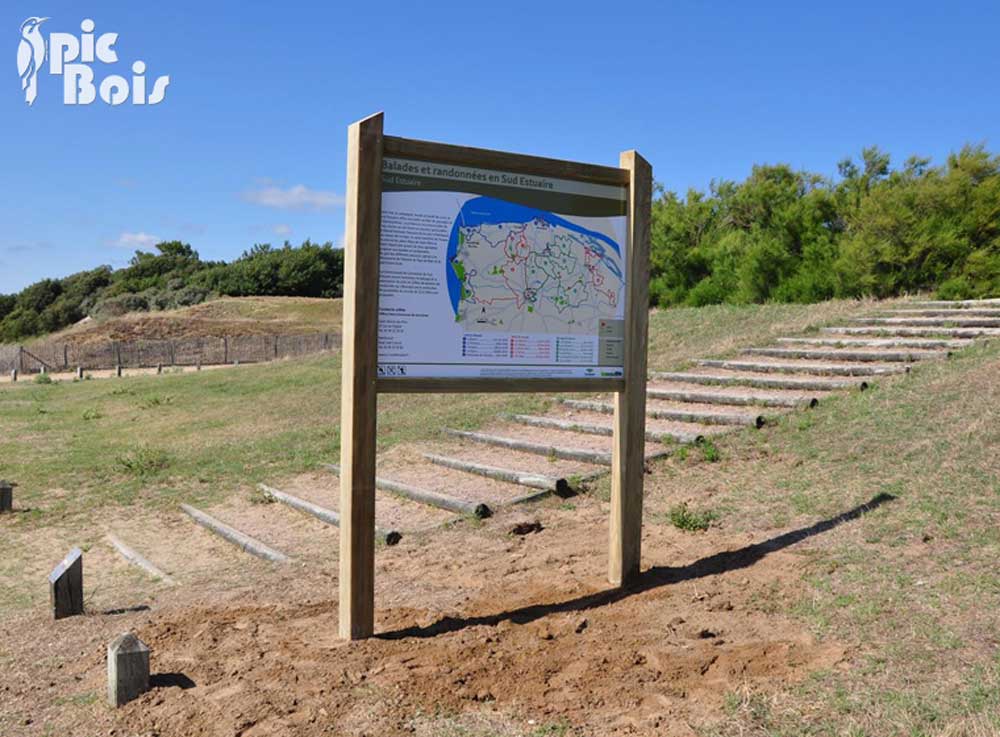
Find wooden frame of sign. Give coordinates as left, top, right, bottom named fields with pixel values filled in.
left=339, top=112, right=651, bottom=639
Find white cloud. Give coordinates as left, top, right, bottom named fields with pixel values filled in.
left=112, top=231, right=160, bottom=249
left=273, top=224, right=292, bottom=236
left=243, top=183, right=344, bottom=211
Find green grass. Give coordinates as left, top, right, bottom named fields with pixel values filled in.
left=664, top=502, right=718, bottom=531
left=0, top=353, right=548, bottom=523
left=663, top=338, right=1000, bottom=735
left=5, top=296, right=998, bottom=734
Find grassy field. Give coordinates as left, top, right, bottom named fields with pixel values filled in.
left=643, top=338, right=1000, bottom=735
left=3, top=295, right=999, bottom=735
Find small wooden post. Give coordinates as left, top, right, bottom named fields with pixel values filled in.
left=76, top=366, right=84, bottom=380
left=107, top=633, right=150, bottom=707
left=609, top=150, right=652, bottom=587
left=10, top=368, right=16, bottom=382
left=339, top=111, right=383, bottom=640
left=49, top=547, right=84, bottom=619
left=0, top=480, right=12, bottom=512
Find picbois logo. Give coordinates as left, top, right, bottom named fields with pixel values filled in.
left=17, top=17, right=170, bottom=106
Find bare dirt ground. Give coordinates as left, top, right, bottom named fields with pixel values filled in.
left=31, top=297, right=343, bottom=347
left=1, top=488, right=850, bottom=737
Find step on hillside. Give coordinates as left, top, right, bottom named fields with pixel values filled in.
left=821, top=326, right=1000, bottom=338
left=904, top=298, right=1000, bottom=308
left=443, top=428, right=620, bottom=466
left=322, top=464, right=489, bottom=518
left=777, top=336, right=972, bottom=349
left=559, top=397, right=767, bottom=429
left=742, top=346, right=949, bottom=363
left=852, top=316, right=1000, bottom=327
left=180, top=504, right=292, bottom=563
left=422, top=452, right=587, bottom=501
left=367, top=446, right=560, bottom=511
left=262, top=482, right=405, bottom=542
left=505, top=413, right=706, bottom=445
left=269, top=473, right=456, bottom=536
left=887, top=309, right=1000, bottom=318
left=650, top=370, right=868, bottom=392
left=697, top=358, right=908, bottom=377
left=645, top=385, right=817, bottom=408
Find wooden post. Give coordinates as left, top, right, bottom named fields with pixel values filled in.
left=76, top=366, right=84, bottom=380
left=107, top=633, right=150, bottom=707
left=10, top=368, right=16, bottom=383
left=609, top=150, right=651, bottom=587
left=49, top=547, right=84, bottom=619
left=339, top=111, right=383, bottom=640
left=0, top=480, right=12, bottom=512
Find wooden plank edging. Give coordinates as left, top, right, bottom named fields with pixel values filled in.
left=106, top=534, right=175, bottom=585
left=322, top=465, right=488, bottom=519
left=180, top=503, right=291, bottom=563
left=259, top=484, right=402, bottom=545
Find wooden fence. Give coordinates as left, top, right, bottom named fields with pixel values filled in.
left=0, top=333, right=341, bottom=374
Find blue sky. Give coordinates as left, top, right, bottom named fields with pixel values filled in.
left=2, top=0, right=998, bottom=294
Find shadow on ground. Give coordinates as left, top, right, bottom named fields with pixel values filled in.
left=381, top=492, right=896, bottom=640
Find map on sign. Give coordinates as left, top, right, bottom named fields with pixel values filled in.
left=448, top=198, right=624, bottom=336
left=378, top=156, right=627, bottom=380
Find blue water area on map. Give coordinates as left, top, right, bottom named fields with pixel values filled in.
left=446, top=196, right=622, bottom=315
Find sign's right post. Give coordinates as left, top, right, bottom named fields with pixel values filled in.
left=609, top=150, right=652, bottom=586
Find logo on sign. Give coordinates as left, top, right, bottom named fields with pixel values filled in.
left=16, top=17, right=170, bottom=106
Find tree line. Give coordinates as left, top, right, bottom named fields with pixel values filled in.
left=3, top=143, right=998, bottom=342
left=0, top=241, right=344, bottom=342
left=650, top=144, right=999, bottom=306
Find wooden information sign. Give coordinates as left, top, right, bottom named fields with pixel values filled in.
left=339, top=112, right=651, bottom=639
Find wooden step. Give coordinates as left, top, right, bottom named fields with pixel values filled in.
left=886, top=309, right=1000, bottom=318
left=853, top=317, right=1000, bottom=328
left=422, top=453, right=586, bottom=500
left=646, top=386, right=815, bottom=409
left=777, top=336, right=971, bottom=349
left=259, top=484, right=405, bottom=544
left=698, top=358, right=907, bottom=377
left=650, top=370, right=865, bottom=391
left=321, top=466, right=488, bottom=518
left=560, top=398, right=765, bottom=428
left=506, top=413, right=705, bottom=445
left=743, top=346, right=948, bottom=363
left=821, top=326, right=1000, bottom=338
left=905, top=298, right=1000, bottom=308
left=443, top=428, right=616, bottom=466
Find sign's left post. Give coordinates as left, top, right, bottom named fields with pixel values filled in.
left=339, top=112, right=384, bottom=640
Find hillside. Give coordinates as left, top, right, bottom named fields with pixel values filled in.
left=29, top=296, right=343, bottom=346
left=1, top=297, right=998, bottom=736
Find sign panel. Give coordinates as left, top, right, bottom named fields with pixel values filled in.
left=377, top=157, right=628, bottom=380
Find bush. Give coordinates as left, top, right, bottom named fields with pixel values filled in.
left=0, top=240, right=344, bottom=342
left=650, top=144, right=1000, bottom=306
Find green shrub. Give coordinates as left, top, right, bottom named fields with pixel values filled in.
left=667, top=503, right=718, bottom=532
left=114, top=446, right=170, bottom=477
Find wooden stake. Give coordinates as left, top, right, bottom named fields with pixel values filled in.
left=339, top=112, right=383, bottom=640
left=49, top=547, right=84, bottom=619
left=610, top=150, right=651, bottom=587
left=107, top=633, right=150, bottom=707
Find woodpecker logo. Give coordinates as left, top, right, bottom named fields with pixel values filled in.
left=16, top=17, right=170, bottom=106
